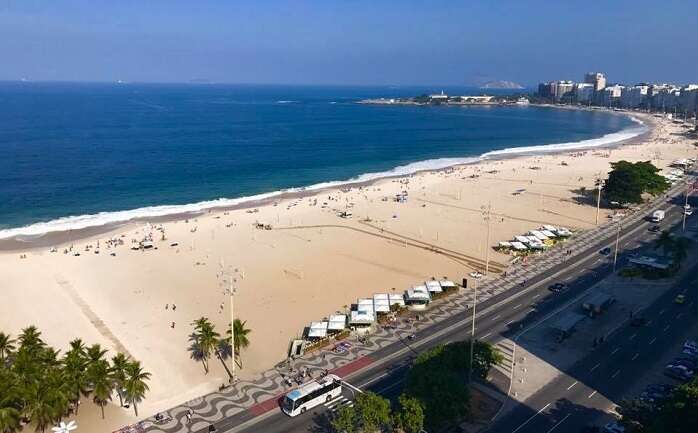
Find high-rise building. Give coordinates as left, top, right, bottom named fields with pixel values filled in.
left=620, top=84, right=649, bottom=108
left=584, top=72, right=607, bottom=91
left=551, top=80, right=575, bottom=102
left=575, top=83, right=594, bottom=103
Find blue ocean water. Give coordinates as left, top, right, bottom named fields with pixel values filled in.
left=0, top=82, right=639, bottom=236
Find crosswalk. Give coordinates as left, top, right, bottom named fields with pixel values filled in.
left=324, top=396, right=354, bottom=412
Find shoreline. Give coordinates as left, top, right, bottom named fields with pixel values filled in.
left=0, top=108, right=650, bottom=251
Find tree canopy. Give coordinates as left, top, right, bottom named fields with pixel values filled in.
left=620, top=377, right=698, bottom=433
left=603, top=160, right=669, bottom=204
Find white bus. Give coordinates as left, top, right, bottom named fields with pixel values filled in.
left=281, top=374, right=343, bottom=416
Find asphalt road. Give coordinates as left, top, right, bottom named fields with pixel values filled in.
left=226, top=184, right=695, bottom=433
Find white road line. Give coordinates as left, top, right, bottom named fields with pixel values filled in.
left=664, top=324, right=671, bottom=332
left=546, top=413, right=571, bottom=433
left=588, top=390, right=597, bottom=399
left=631, top=353, right=639, bottom=361
left=492, top=314, right=501, bottom=321
left=612, top=369, right=621, bottom=378
left=590, top=363, right=601, bottom=372
left=567, top=381, right=578, bottom=390
left=649, top=337, right=657, bottom=345
left=659, top=309, right=666, bottom=315
left=629, top=333, right=637, bottom=340
left=481, top=331, right=493, bottom=339
left=532, top=294, right=540, bottom=299
left=677, top=313, right=683, bottom=319
left=513, top=303, right=521, bottom=310
left=506, top=319, right=515, bottom=326
left=510, top=402, right=551, bottom=433
left=611, top=348, right=620, bottom=355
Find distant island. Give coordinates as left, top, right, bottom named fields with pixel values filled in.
left=480, top=80, right=525, bottom=89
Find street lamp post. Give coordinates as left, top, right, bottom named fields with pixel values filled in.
left=481, top=202, right=492, bottom=275
left=683, top=181, right=693, bottom=232
left=219, top=262, right=243, bottom=382
left=595, top=176, right=604, bottom=225
left=612, top=222, right=621, bottom=273
left=468, top=279, right=478, bottom=384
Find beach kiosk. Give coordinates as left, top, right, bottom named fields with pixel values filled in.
left=307, top=321, right=329, bottom=339
left=388, top=294, right=406, bottom=309
left=327, top=315, right=347, bottom=333
left=349, top=310, right=375, bottom=334
left=424, top=280, right=443, bottom=295
left=404, top=286, right=431, bottom=310
left=373, top=294, right=391, bottom=314
left=438, top=280, right=457, bottom=292
left=357, top=298, right=375, bottom=314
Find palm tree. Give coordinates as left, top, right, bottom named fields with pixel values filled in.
left=17, top=326, right=45, bottom=353
left=0, top=369, right=21, bottom=433
left=228, top=319, right=251, bottom=369
left=86, top=344, right=107, bottom=364
left=62, top=350, right=89, bottom=414
left=123, top=361, right=150, bottom=417
left=87, top=360, right=113, bottom=419
left=0, top=406, right=21, bottom=433
left=110, top=353, right=130, bottom=407
left=0, top=333, right=15, bottom=364
left=190, top=318, right=220, bottom=374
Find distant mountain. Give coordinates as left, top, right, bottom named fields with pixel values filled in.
left=480, top=80, right=524, bottom=90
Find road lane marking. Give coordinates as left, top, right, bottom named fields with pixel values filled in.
left=513, top=303, right=522, bottom=310
left=611, top=348, right=620, bottom=355
left=677, top=313, right=683, bottom=319
left=492, top=314, right=501, bottom=321
left=481, top=331, right=493, bottom=339
left=629, top=333, right=637, bottom=340
left=510, top=402, right=551, bottom=433
left=532, top=294, right=540, bottom=299
left=567, top=381, right=578, bottom=390
left=664, top=324, right=671, bottom=332
left=588, top=390, right=597, bottom=398
left=612, top=369, right=621, bottom=378
left=506, top=320, right=515, bottom=326
left=631, top=353, right=639, bottom=361
left=546, top=413, right=571, bottom=433
left=591, top=363, right=601, bottom=372
left=649, top=337, right=657, bottom=345
left=659, top=309, right=666, bottom=315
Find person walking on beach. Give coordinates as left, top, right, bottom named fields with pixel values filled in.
left=172, top=304, right=177, bottom=311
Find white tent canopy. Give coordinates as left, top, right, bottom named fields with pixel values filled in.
left=424, top=280, right=443, bottom=293
left=349, top=310, right=375, bottom=325
left=328, top=314, right=346, bottom=331
left=307, top=321, right=329, bottom=338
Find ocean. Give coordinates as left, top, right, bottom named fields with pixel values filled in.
left=0, top=82, right=644, bottom=238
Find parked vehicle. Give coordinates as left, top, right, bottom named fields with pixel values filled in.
left=671, top=358, right=698, bottom=370
left=548, top=282, right=567, bottom=293
left=675, top=294, right=686, bottom=304
left=599, top=247, right=612, bottom=255
left=651, top=210, right=666, bottom=222
left=649, top=225, right=661, bottom=233
left=664, top=365, right=694, bottom=381
left=602, top=422, right=625, bottom=433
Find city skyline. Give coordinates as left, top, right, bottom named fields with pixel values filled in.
left=1, top=0, right=696, bottom=86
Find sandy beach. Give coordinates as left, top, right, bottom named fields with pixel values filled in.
left=1, top=112, right=695, bottom=432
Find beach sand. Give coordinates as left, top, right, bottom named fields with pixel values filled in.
left=1, top=113, right=695, bottom=432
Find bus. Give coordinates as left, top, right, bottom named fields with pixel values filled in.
left=281, top=374, right=343, bottom=416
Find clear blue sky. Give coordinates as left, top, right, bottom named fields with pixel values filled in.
left=1, top=0, right=696, bottom=86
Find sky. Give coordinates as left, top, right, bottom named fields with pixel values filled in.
left=0, top=0, right=696, bottom=86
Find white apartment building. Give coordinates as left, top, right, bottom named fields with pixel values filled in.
left=575, top=83, right=594, bottom=103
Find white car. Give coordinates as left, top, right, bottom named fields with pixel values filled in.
left=469, top=271, right=484, bottom=279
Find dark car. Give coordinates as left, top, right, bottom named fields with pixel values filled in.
left=672, top=358, right=698, bottom=370
left=599, top=247, right=612, bottom=255
left=548, top=283, right=567, bottom=293
left=649, top=225, right=661, bottom=233
left=664, top=365, right=694, bottom=382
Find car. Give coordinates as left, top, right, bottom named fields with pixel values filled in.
left=468, top=271, right=484, bottom=279
left=602, top=422, right=625, bottom=433
left=681, top=349, right=698, bottom=360
left=664, top=365, right=694, bottom=381
left=684, top=340, right=698, bottom=352
left=685, top=209, right=693, bottom=216
left=599, top=247, right=612, bottom=255
left=672, top=358, right=698, bottom=370
left=548, top=282, right=567, bottom=293
left=649, top=225, right=661, bottom=233
left=675, top=294, right=686, bottom=304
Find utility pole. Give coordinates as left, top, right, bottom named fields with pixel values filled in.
left=482, top=202, right=492, bottom=275
left=468, top=279, right=478, bottom=384
left=683, top=181, right=693, bottom=231
left=613, top=222, right=621, bottom=272
left=595, top=175, right=604, bottom=225
left=219, top=262, right=243, bottom=382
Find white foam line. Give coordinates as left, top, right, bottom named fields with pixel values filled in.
left=0, top=117, right=647, bottom=240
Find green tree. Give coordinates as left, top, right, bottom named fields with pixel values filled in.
left=331, top=405, right=356, bottom=433
left=0, top=333, right=15, bottom=364
left=86, top=344, right=108, bottom=363
left=190, top=317, right=220, bottom=374
left=620, top=378, right=698, bottom=433
left=392, top=394, right=424, bottom=433
left=87, top=359, right=113, bottom=419
left=110, top=353, right=130, bottom=407
left=0, top=369, right=21, bottom=433
left=229, top=319, right=252, bottom=369
left=123, top=361, right=150, bottom=417
left=354, top=392, right=391, bottom=432
left=603, top=160, right=669, bottom=204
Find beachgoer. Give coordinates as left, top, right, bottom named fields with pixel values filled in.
left=171, top=322, right=175, bottom=329
left=165, top=304, right=169, bottom=310
left=172, top=304, right=177, bottom=311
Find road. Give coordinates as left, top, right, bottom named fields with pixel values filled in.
left=223, top=185, right=694, bottom=433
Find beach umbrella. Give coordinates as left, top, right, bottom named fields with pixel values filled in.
left=52, top=421, right=77, bottom=433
